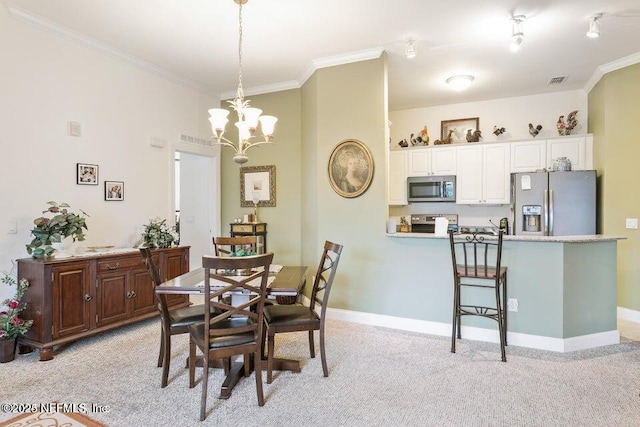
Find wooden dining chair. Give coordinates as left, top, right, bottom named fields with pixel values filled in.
left=449, top=230, right=508, bottom=362
left=139, top=247, right=218, bottom=388
left=262, top=240, right=343, bottom=384
left=188, top=252, right=274, bottom=421
left=212, top=236, right=257, bottom=256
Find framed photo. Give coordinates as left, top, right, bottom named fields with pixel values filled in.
left=441, top=117, right=480, bottom=143
left=240, top=165, right=276, bottom=207
left=328, top=139, right=374, bottom=198
left=104, top=181, right=124, bottom=201
left=76, top=163, right=98, bottom=185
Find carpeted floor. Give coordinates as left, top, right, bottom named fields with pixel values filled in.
left=1, top=316, right=640, bottom=426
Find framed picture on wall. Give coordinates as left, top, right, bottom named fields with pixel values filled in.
left=104, top=181, right=124, bottom=201
left=240, top=165, right=276, bottom=207
left=327, top=139, right=374, bottom=198
left=441, top=117, right=480, bottom=143
left=77, top=163, right=99, bottom=185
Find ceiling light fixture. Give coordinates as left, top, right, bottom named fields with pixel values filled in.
left=587, top=14, right=602, bottom=38
left=208, top=0, right=278, bottom=165
left=510, top=15, right=526, bottom=52
left=446, top=75, right=475, bottom=91
left=405, top=40, right=417, bottom=59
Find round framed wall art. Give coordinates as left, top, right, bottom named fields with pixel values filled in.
left=327, top=139, right=374, bottom=198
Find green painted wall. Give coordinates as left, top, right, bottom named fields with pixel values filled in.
left=589, top=63, right=640, bottom=311
left=220, top=89, right=303, bottom=266
left=302, top=57, right=389, bottom=308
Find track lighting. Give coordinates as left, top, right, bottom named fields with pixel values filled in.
left=587, top=15, right=601, bottom=38
left=510, top=15, right=526, bottom=52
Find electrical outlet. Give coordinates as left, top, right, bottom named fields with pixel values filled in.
left=625, top=218, right=638, bottom=229
left=7, top=220, right=17, bottom=234
left=507, top=298, right=519, bottom=312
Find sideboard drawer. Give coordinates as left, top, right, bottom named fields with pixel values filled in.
left=97, top=255, right=144, bottom=272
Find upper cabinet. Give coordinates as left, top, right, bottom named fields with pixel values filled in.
left=407, top=146, right=456, bottom=177
left=456, top=143, right=511, bottom=205
left=388, top=150, right=408, bottom=205
left=510, top=135, right=593, bottom=172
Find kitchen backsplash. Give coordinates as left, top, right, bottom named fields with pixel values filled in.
left=389, top=203, right=511, bottom=228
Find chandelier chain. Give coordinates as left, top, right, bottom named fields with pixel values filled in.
left=236, top=1, right=244, bottom=102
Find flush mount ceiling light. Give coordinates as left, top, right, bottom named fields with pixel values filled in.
left=405, top=39, right=417, bottom=59
left=510, top=15, right=526, bottom=52
left=587, top=14, right=602, bottom=38
left=446, top=75, right=474, bottom=91
left=208, top=0, right=278, bottom=164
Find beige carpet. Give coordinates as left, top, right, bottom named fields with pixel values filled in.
left=1, top=317, right=640, bottom=426
left=0, top=411, right=106, bottom=427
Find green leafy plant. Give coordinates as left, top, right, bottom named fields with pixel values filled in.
left=141, top=217, right=179, bottom=248
left=26, top=201, right=89, bottom=259
left=231, top=247, right=256, bottom=257
left=0, top=274, right=34, bottom=341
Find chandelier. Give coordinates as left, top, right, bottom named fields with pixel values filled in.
left=208, top=0, right=278, bottom=164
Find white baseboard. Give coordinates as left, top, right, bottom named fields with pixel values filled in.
left=322, top=305, right=620, bottom=353
left=617, top=306, right=640, bottom=323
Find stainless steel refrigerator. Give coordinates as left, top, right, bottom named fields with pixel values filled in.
left=511, top=170, right=596, bottom=236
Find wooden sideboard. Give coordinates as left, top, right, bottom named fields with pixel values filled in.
left=16, top=246, right=190, bottom=361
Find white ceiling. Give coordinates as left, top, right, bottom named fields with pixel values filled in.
left=5, top=0, right=640, bottom=111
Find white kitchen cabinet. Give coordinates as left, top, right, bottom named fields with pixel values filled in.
left=407, top=146, right=456, bottom=176
left=510, top=140, right=546, bottom=172
left=388, top=150, right=408, bottom=205
left=511, top=135, right=593, bottom=172
left=456, top=143, right=511, bottom=205
left=546, top=135, right=592, bottom=171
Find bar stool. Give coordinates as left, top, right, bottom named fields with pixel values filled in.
left=448, top=229, right=508, bottom=362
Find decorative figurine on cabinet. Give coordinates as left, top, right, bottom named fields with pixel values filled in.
left=493, top=126, right=506, bottom=136
left=398, top=139, right=409, bottom=147
left=434, top=130, right=454, bottom=145
left=557, top=110, right=578, bottom=136
left=529, top=123, right=543, bottom=137
left=466, top=129, right=482, bottom=142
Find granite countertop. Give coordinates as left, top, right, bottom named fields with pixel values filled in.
left=386, top=232, right=625, bottom=243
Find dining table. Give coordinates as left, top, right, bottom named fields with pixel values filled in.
left=155, top=265, right=308, bottom=399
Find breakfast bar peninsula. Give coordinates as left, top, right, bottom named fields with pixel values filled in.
left=385, top=232, right=623, bottom=352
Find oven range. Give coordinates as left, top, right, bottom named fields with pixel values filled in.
left=410, top=214, right=458, bottom=233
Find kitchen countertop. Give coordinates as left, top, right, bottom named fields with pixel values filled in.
left=386, top=232, right=625, bottom=243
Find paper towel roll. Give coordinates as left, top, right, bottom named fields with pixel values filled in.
left=434, top=217, right=449, bottom=236
left=387, top=219, right=397, bottom=234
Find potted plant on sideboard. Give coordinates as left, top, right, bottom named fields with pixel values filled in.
left=26, top=201, right=89, bottom=259
left=0, top=274, right=34, bottom=363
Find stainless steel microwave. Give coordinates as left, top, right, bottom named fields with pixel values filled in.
left=407, top=175, right=456, bottom=202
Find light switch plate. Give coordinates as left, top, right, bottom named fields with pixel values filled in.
left=625, top=218, right=638, bottom=229
left=67, top=121, right=81, bottom=137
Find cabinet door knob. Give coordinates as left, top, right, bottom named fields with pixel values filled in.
left=84, top=294, right=92, bottom=301
left=106, top=263, right=120, bottom=270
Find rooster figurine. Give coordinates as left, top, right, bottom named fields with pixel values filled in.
left=529, top=123, right=542, bottom=138
left=557, top=110, right=578, bottom=136
left=420, top=125, right=429, bottom=145
left=466, top=129, right=482, bottom=142
left=493, top=126, right=506, bottom=136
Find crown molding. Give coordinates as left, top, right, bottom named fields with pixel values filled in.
left=4, top=1, right=212, bottom=95
left=222, top=48, right=385, bottom=99
left=220, top=80, right=300, bottom=101
left=584, top=51, right=640, bottom=93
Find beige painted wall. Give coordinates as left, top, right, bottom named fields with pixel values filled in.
left=589, top=63, right=640, bottom=310
left=219, top=89, right=303, bottom=267
left=304, top=57, right=388, bottom=308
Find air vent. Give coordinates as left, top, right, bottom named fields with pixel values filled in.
left=180, top=134, right=213, bottom=146
left=549, top=76, right=566, bottom=85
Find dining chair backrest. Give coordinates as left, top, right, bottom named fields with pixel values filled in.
left=201, top=252, right=274, bottom=338
left=309, top=241, right=344, bottom=317
left=139, top=247, right=171, bottom=320
left=212, top=236, right=258, bottom=256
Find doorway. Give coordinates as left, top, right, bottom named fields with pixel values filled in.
left=174, top=150, right=220, bottom=271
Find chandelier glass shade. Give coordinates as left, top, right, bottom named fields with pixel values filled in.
left=209, top=0, right=278, bottom=164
